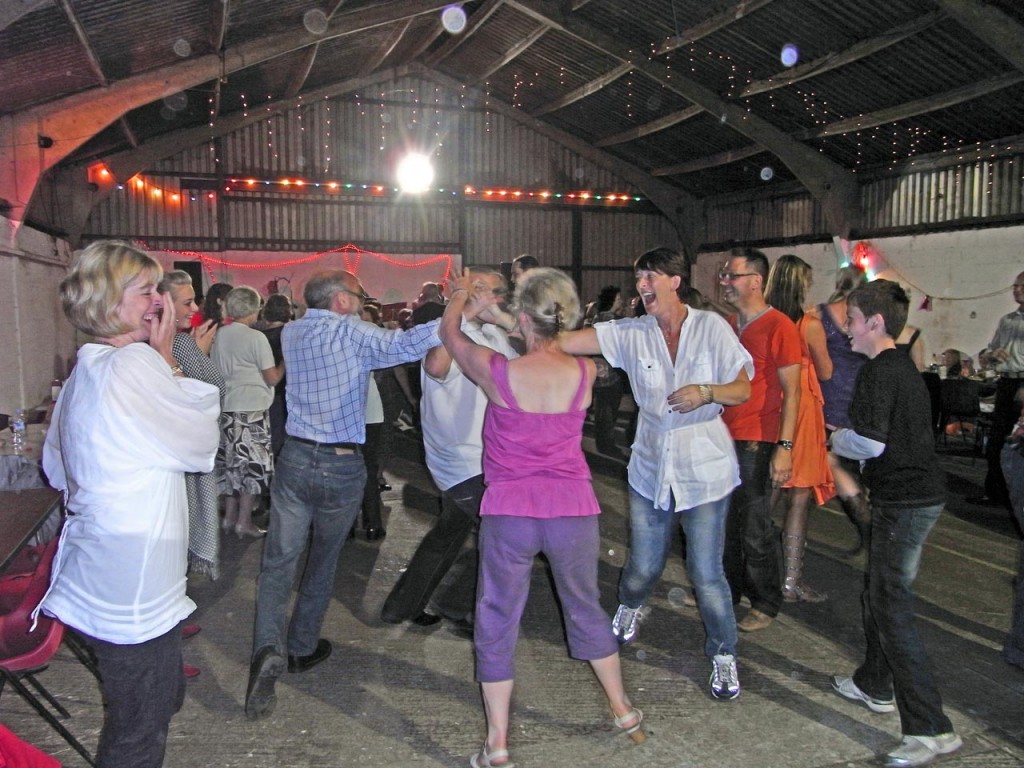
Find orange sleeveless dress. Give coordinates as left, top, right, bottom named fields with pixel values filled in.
left=784, top=314, right=836, bottom=505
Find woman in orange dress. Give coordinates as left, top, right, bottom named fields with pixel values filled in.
left=765, top=255, right=835, bottom=602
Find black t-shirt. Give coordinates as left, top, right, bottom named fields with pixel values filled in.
left=850, top=348, right=944, bottom=507
left=412, top=301, right=445, bottom=325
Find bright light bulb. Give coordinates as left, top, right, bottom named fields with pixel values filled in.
left=397, top=153, right=434, bottom=193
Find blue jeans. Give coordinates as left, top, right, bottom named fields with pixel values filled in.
left=253, top=438, right=365, bottom=658
left=724, top=440, right=782, bottom=616
left=619, top=486, right=737, bottom=659
left=380, top=474, right=484, bottom=623
left=853, top=503, right=953, bottom=737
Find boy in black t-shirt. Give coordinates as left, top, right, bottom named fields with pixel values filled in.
left=828, top=280, right=960, bottom=768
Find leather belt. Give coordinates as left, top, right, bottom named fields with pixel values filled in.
left=288, top=435, right=361, bottom=454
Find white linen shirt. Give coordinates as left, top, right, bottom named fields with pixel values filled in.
left=595, top=310, right=754, bottom=511
left=420, top=318, right=516, bottom=491
left=40, top=343, right=220, bottom=644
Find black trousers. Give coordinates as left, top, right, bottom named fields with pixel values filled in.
left=380, top=475, right=485, bottom=623
left=361, top=421, right=384, bottom=529
left=984, top=377, right=1022, bottom=503
left=82, top=623, right=185, bottom=768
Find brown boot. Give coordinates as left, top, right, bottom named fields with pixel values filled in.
left=840, top=493, right=871, bottom=555
left=782, top=534, right=827, bottom=603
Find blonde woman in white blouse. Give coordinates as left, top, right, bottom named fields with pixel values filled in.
left=40, top=241, right=220, bottom=768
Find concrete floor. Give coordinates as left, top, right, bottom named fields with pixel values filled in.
left=3, top=426, right=1023, bottom=768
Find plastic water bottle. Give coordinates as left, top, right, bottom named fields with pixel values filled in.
left=10, top=408, right=26, bottom=453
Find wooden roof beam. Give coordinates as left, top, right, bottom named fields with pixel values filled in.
left=285, top=1, right=349, bottom=98
left=359, top=18, right=413, bottom=76
left=595, top=105, right=702, bottom=147
left=0, top=0, right=452, bottom=223
left=507, top=0, right=861, bottom=236
left=797, top=71, right=1023, bottom=139
left=0, top=0, right=50, bottom=33
left=422, top=0, right=505, bottom=68
left=654, top=0, right=777, bottom=56
left=472, top=22, right=549, bottom=84
left=739, top=11, right=943, bottom=98
left=599, top=11, right=942, bottom=149
left=531, top=61, right=634, bottom=116
left=416, top=63, right=704, bottom=254
left=931, top=0, right=1024, bottom=74
left=654, top=145, right=763, bottom=176
left=57, top=0, right=138, bottom=148
left=35, top=67, right=413, bottom=245
left=657, top=71, right=1024, bottom=175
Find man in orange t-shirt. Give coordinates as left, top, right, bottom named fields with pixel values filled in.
left=720, top=248, right=802, bottom=633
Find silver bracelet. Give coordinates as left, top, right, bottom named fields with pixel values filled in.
left=169, top=365, right=183, bottom=376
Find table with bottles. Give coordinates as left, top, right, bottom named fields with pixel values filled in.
left=1, top=421, right=48, bottom=490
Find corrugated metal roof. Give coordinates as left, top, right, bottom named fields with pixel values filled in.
left=4, top=0, right=1024, bottom=210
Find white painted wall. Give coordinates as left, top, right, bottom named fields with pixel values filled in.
left=0, top=217, right=75, bottom=418
left=696, top=226, right=1023, bottom=365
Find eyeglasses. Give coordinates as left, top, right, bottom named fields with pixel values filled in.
left=340, top=287, right=369, bottom=302
left=719, top=270, right=758, bottom=282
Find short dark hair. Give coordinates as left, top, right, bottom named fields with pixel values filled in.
left=263, top=293, right=293, bottom=323
left=512, top=254, right=539, bottom=271
left=633, top=247, right=690, bottom=302
left=596, top=285, right=621, bottom=313
left=847, top=279, right=909, bottom=340
left=730, top=247, right=769, bottom=282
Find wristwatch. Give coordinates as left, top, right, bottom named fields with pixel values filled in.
left=776, top=440, right=793, bottom=450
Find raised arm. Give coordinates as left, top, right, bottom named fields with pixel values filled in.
left=439, top=269, right=499, bottom=396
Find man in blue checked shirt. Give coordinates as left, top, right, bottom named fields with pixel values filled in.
left=245, top=269, right=442, bottom=720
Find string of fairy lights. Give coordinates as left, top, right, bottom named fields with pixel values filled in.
left=90, top=166, right=645, bottom=206
left=98, top=5, right=1018, bottom=213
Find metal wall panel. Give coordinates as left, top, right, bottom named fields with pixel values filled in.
left=462, top=205, right=572, bottom=268
left=704, top=192, right=826, bottom=244
left=861, top=154, right=1024, bottom=230
left=580, top=211, right=681, bottom=268
left=462, top=111, right=632, bottom=192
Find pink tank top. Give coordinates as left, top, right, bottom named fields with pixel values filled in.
left=481, top=354, right=600, bottom=518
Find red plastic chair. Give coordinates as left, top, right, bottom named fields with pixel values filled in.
left=0, top=536, right=95, bottom=766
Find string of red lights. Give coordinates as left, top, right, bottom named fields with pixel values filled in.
left=91, top=166, right=644, bottom=207
left=140, top=242, right=454, bottom=286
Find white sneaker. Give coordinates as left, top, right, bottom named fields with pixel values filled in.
left=884, top=733, right=962, bottom=767
left=709, top=654, right=740, bottom=700
left=831, top=674, right=895, bottom=713
left=611, top=604, right=649, bottom=644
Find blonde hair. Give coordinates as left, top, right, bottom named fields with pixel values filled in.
left=828, top=263, right=867, bottom=304
left=512, top=267, right=581, bottom=338
left=60, top=240, right=162, bottom=337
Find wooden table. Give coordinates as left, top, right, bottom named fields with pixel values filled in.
left=0, top=487, right=61, bottom=573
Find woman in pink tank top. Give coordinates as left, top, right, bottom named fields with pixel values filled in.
left=440, top=267, right=645, bottom=768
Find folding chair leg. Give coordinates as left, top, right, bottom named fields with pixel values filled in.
left=63, top=629, right=102, bottom=684
left=2, top=671, right=95, bottom=766
left=24, top=670, right=71, bottom=718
